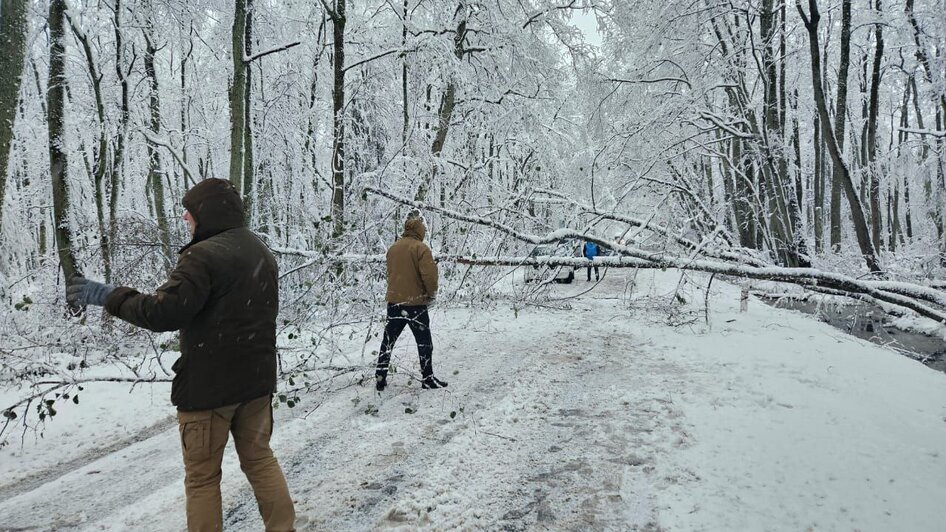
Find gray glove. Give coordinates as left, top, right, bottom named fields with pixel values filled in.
left=66, top=277, right=116, bottom=307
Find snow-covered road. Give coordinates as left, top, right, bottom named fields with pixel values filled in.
left=1, top=269, right=945, bottom=531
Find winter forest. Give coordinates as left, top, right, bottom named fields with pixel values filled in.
left=1, top=0, right=946, bottom=529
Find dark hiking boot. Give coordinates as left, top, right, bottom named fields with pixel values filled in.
left=376, top=376, right=387, bottom=392
left=422, top=376, right=448, bottom=389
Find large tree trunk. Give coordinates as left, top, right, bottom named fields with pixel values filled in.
left=814, top=113, right=825, bottom=252
left=66, top=12, right=112, bottom=281
left=48, top=0, right=80, bottom=299
left=899, top=76, right=913, bottom=240
left=0, top=0, right=28, bottom=232
left=229, top=0, right=248, bottom=193
left=760, top=0, right=807, bottom=266
left=829, top=0, right=852, bottom=252
left=144, top=12, right=171, bottom=262
left=866, top=2, right=884, bottom=252
left=402, top=0, right=409, bottom=154
left=181, top=20, right=194, bottom=189
left=797, top=0, right=881, bottom=273
left=242, top=0, right=255, bottom=218
left=110, top=0, right=131, bottom=276
left=329, top=0, right=347, bottom=237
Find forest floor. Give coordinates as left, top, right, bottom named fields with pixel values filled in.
left=1, top=269, right=945, bottom=531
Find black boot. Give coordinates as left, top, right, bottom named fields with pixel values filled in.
left=422, top=376, right=448, bottom=389
left=376, top=376, right=387, bottom=392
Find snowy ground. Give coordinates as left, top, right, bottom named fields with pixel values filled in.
left=1, top=269, right=945, bottom=531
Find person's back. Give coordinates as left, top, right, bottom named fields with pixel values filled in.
left=385, top=217, right=438, bottom=306
left=105, top=180, right=279, bottom=411
left=375, top=215, right=447, bottom=391
left=583, top=240, right=600, bottom=281
left=171, top=226, right=279, bottom=410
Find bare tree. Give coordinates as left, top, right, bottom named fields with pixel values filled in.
left=229, top=0, right=249, bottom=194
left=829, top=0, right=852, bottom=251
left=797, top=0, right=881, bottom=273
left=47, top=0, right=80, bottom=293
left=0, top=0, right=29, bottom=231
left=865, top=0, right=885, bottom=252
left=325, top=0, right=346, bottom=237
left=143, top=3, right=172, bottom=261
left=66, top=10, right=113, bottom=280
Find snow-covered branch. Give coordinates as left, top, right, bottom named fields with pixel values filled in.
left=342, top=48, right=412, bottom=73
left=243, top=41, right=302, bottom=63
left=898, top=127, right=946, bottom=138
left=139, top=130, right=199, bottom=186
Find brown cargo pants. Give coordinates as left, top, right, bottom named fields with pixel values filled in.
left=177, top=394, right=295, bottom=531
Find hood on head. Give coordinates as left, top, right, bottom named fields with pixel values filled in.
left=181, top=178, right=245, bottom=248
left=403, top=216, right=426, bottom=241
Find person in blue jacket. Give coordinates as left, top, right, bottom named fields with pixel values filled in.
left=583, top=240, right=600, bottom=281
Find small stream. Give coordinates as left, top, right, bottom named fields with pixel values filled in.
left=761, top=295, right=946, bottom=374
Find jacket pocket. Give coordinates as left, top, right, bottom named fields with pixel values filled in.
left=177, top=410, right=213, bottom=461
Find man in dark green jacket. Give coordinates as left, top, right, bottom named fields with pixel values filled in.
left=67, top=178, right=295, bottom=532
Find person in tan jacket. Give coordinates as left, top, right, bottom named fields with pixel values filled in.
left=375, top=214, right=448, bottom=391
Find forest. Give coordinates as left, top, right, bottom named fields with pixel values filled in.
left=0, top=0, right=945, bottom=435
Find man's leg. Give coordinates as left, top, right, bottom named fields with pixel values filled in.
left=405, top=306, right=446, bottom=388
left=586, top=265, right=591, bottom=281
left=376, top=304, right=408, bottom=385
left=178, top=404, right=239, bottom=531
left=594, top=265, right=600, bottom=281
left=232, top=395, right=296, bottom=532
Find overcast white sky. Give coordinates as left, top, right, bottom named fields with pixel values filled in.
left=570, top=8, right=603, bottom=47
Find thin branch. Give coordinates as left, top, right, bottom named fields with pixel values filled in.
left=523, top=0, right=579, bottom=28
left=608, top=77, right=693, bottom=89
left=243, top=41, right=302, bottom=63
left=899, top=127, right=946, bottom=138
left=140, top=130, right=198, bottom=186
left=342, top=47, right=410, bottom=73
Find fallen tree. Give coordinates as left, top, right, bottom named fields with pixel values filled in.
left=358, top=186, right=946, bottom=324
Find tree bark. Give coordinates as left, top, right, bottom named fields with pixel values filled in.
left=814, top=114, right=824, bottom=251
left=110, top=0, right=131, bottom=274
left=402, top=0, right=409, bottom=154
left=329, top=0, right=347, bottom=237
left=829, top=0, right=852, bottom=252
left=47, top=0, right=80, bottom=299
left=0, top=0, right=29, bottom=232
left=899, top=75, right=913, bottom=240
left=866, top=1, right=884, bottom=251
left=242, top=0, right=255, bottom=217
left=143, top=12, right=172, bottom=262
left=229, top=0, right=248, bottom=193
left=797, top=0, right=881, bottom=273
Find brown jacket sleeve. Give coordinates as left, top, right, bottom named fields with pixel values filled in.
left=104, top=250, right=212, bottom=332
left=417, top=244, right=439, bottom=299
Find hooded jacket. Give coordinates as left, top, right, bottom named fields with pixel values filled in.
left=105, top=178, right=278, bottom=411
left=385, top=218, right=438, bottom=305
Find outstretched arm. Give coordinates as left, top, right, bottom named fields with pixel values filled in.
left=104, top=252, right=212, bottom=332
